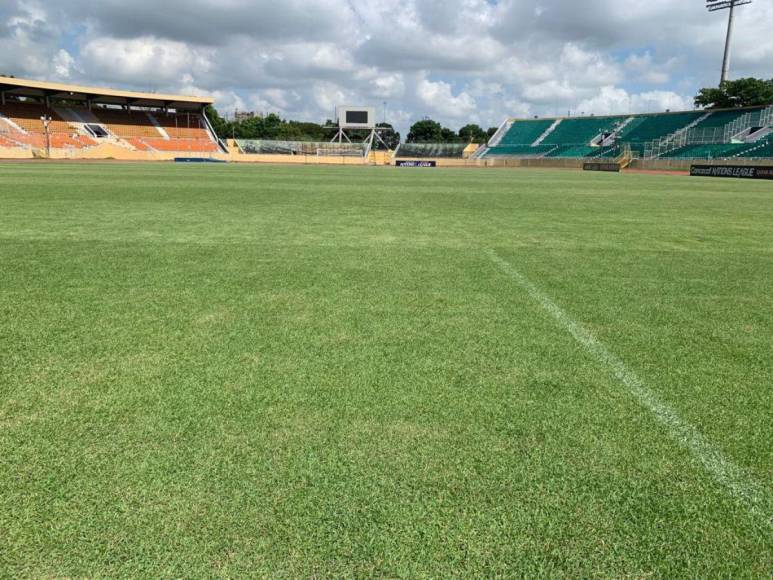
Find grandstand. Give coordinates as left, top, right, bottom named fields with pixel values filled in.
left=0, top=76, right=222, bottom=158
left=1, top=75, right=771, bottom=167
left=394, top=143, right=469, bottom=159
left=482, top=105, right=773, bottom=163
left=237, top=140, right=367, bottom=157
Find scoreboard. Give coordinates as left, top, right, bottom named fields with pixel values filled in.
left=336, top=106, right=376, bottom=130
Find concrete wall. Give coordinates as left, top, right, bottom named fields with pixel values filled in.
left=3, top=143, right=773, bottom=172
left=225, top=152, right=367, bottom=165
left=481, top=157, right=586, bottom=169
left=47, top=144, right=182, bottom=161
left=0, top=147, right=33, bottom=159
left=0, top=144, right=215, bottom=162
left=630, top=158, right=773, bottom=172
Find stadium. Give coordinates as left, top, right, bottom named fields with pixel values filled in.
left=1, top=0, right=771, bottom=577
left=1, top=75, right=772, bottom=170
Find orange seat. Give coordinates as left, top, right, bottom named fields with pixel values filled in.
left=1, top=101, right=217, bottom=153
left=0, top=102, right=96, bottom=149
left=92, top=108, right=160, bottom=138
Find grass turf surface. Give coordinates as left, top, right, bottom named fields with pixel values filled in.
left=0, top=163, right=771, bottom=577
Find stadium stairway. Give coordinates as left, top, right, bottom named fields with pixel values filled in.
left=544, top=116, right=628, bottom=147
left=482, top=105, right=773, bottom=163
left=600, top=117, right=635, bottom=146
left=487, top=120, right=514, bottom=147
left=498, top=119, right=555, bottom=146
left=0, top=103, right=98, bottom=151
left=532, top=120, right=561, bottom=146
left=644, top=106, right=773, bottom=159
left=616, top=111, right=704, bottom=154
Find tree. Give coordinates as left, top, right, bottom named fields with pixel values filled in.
left=487, top=127, right=499, bottom=139
left=205, top=106, right=402, bottom=145
left=376, top=122, right=401, bottom=150
left=440, top=127, right=459, bottom=143
left=406, top=119, right=462, bottom=143
left=204, top=105, right=230, bottom=139
left=458, top=124, right=488, bottom=143
left=694, top=78, right=773, bottom=109
left=407, top=119, right=443, bottom=143
left=278, top=121, right=327, bottom=141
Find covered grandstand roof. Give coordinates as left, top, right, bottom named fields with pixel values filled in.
left=0, top=76, right=213, bottom=110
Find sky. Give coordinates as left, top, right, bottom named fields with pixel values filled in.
left=1, top=0, right=772, bottom=135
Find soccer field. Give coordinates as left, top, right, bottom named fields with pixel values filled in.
left=1, top=163, right=771, bottom=576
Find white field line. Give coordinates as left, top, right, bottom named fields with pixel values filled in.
left=487, top=249, right=771, bottom=526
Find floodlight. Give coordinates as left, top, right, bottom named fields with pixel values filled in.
left=706, top=0, right=751, bottom=12
left=706, top=0, right=753, bottom=84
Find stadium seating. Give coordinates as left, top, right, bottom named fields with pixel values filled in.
left=545, top=144, right=597, bottom=158
left=588, top=145, right=624, bottom=158
left=0, top=134, right=18, bottom=148
left=482, top=107, right=773, bottom=161
left=0, top=102, right=96, bottom=150
left=127, top=138, right=153, bottom=151
left=485, top=144, right=557, bottom=157
left=0, top=102, right=71, bottom=134
left=541, top=117, right=627, bottom=146
left=498, top=120, right=554, bottom=145
left=0, top=99, right=220, bottom=154
left=659, top=142, right=756, bottom=159
left=396, top=143, right=467, bottom=158
left=615, top=112, right=703, bottom=143
left=692, top=109, right=751, bottom=129
left=237, top=139, right=366, bottom=157
left=736, top=136, right=773, bottom=158
left=152, top=112, right=213, bottom=140
left=93, top=108, right=213, bottom=139
left=91, top=108, right=160, bottom=138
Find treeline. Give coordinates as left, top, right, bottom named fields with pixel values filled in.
left=405, top=120, right=498, bottom=144
left=205, top=106, right=496, bottom=146
left=205, top=107, right=401, bottom=148
left=695, top=78, right=773, bottom=109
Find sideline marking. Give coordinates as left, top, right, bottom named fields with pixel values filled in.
left=487, top=249, right=771, bottom=525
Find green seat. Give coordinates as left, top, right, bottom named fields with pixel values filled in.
left=396, top=143, right=467, bottom=158
left=498, top=120, right=555, bottom=145
left=485, top=144, right=556, bottom=157
left=692, top=109, right=758, bottom=129
left=541, top=117, right=627, bottom=146
left=617, top=112, right=703, bottom=143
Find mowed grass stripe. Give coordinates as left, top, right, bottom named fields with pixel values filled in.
left=487, top=249, right=772, bottom=525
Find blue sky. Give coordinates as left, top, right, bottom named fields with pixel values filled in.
left=1, top=0, right=771, bottom=135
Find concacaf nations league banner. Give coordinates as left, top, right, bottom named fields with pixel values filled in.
left=396, top=160, right=437, bottom=168
left=690, top=165, right=773, bottom=180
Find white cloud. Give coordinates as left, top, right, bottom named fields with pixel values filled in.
left=79, top=37, right=214, bottom=87
left=369, top=74, right=406, bottom=99
left=576, top=86, right=693, bottom=116
left=624, top=52, right=681, bottom=85
left=0, top=0, right=771, bottom=135
left=416, top=78, right=476, bottom=119
left=51, top=49, right=76, bottom=79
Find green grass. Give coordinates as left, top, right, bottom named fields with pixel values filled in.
left=0, top=163, right=771, bottom=577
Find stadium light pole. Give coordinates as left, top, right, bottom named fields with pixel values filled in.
left=706, top=0, right=753, bottom=85
left=40, top=115, right=51, bottom=158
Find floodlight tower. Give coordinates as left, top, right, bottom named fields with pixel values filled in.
left=706, top=0, right=753, bottom=85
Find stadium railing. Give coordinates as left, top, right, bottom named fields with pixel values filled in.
left=394, top=143, right=468, bottom=159
left=236, top=140, right=367, bottom=157
left=644, top=106, right=773, bottom=159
